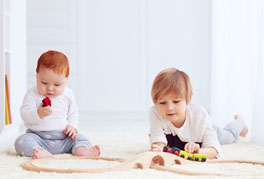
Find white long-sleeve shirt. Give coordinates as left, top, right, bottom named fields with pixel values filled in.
left=20, top=86, right=79, bottom=131
left=149, top=104, right=221, bottom=156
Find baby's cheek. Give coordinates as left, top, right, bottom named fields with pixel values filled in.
left=57, top=87, right=65, bottom=96
left=39, top=89, right=46, bottom=96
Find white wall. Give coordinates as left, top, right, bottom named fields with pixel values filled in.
left=10, top=0, right=27, bottom=126
left=146, top=0, right=211, bottom=109
left=27, top=0, right=211, bottom=126
left=211, top=0, right=262, bottom=135
left=0, top=0, right=27, bottom=152
left=26, top=0, right=78, bottom=91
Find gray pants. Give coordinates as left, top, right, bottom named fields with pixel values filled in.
left=213, top=120, right=243, bottom=145
left=15, top=129, right=91, bottom=157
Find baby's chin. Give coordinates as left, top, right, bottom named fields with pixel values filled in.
left=165, top=117, right=180, bottom=123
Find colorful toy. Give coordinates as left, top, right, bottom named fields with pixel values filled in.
left=163, top=146, right=206, bottom=162
left=193, top=153, right=206, bottom=162
left=42, top=97, right=51, bottom=107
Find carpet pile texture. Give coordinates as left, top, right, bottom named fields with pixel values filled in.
left=1, top=132, right=264, bottom=179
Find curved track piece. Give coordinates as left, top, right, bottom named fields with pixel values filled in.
left=21, top=156, right=125, bottom=173
left=150, top=153, right=264, bottom=176
left=21, top=152, right=264, bottom=176
left=112, top=151, right=157, bottom=170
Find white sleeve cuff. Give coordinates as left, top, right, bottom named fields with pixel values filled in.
left=149, top=134, right=167, bottom=145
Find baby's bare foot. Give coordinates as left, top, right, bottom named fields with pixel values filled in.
left=75, top=145, right=100, bottom=157
left=234, top=114, right=248, bottom=137
left=33, top=149, right=54, bottom=159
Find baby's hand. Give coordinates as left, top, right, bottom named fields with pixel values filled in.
left=37, top=106, right=52, bottom=119
left=184, top=142, right=200, bottom=153
left=63, top=125, right=77, bottom=140
left=151, top=144, right=163, bottom=152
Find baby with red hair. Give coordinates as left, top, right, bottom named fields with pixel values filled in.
left=15, top=50, right=100, bottom=159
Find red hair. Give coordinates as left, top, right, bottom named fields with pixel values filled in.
left=36, top=50, right=69, bottom=77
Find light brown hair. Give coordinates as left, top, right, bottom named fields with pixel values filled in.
left=36, top=50, right=69, bottom=77
left=151, top=68, right=193, bottom=104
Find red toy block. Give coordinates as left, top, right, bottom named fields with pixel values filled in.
left=42, top=97, right=51, bottom=107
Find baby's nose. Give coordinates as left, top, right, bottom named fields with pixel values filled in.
left=167, top=103, right=174, bottom=110
left=47, top=86, right=54, bottom=91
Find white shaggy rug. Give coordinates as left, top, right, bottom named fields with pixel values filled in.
left=1, top=132, right=264, bottom=179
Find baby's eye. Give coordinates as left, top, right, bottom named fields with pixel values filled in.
left=159, top=102, right=166, bottom=105
left=173, top=101, right=180, bottom=103
left=55, top=84, right=61, bottom=87
left=42, top=81, right=47, bottom=85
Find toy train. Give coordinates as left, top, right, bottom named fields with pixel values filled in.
left=163, top=146, right=206, bottom=162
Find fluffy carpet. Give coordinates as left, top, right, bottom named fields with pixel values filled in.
left=1, top=132, right=264, bottom=179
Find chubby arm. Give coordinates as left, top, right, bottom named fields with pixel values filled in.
left=66, top=90, right=79, bottom=131
left=199, top=147, right=218, bottom=159
left=182, top=107, right=220, bottom=159
left=201, top=112, right=221, bottom=158
left=149, top=106, right=167, bottom=152
left=184, top=142, right=218, bottom=159
left=20, top=90, right=43, bottom=123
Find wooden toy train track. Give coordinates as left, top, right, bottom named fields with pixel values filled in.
left=21, top=152, right=264, bottom=176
